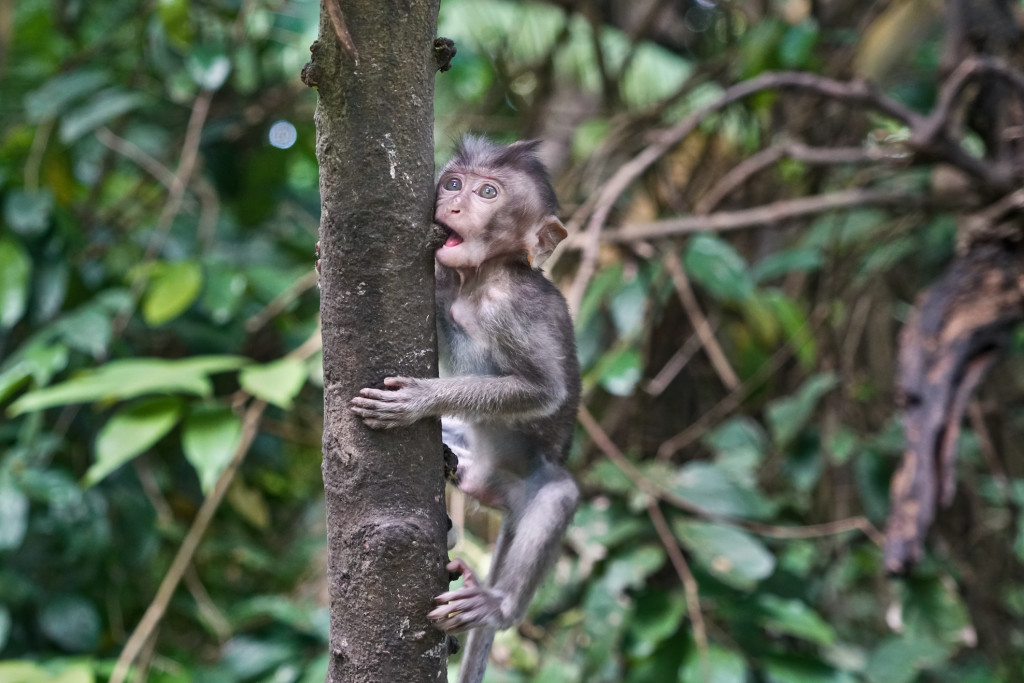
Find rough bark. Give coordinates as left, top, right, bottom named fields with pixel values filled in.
left=303, top=1, right=448, bottom=680
left=885, top=245, right=1024, bottom=572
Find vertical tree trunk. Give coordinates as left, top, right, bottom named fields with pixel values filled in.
left=303, top=1, right=448, bottom=681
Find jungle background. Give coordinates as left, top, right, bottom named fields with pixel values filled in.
left=3, top=0, right=1024, bottom=681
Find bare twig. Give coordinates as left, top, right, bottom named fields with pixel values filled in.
left=565, top=71, right=920, bottom=311
left=647, top=501, right=709, bottom=682
left=245, top=270, right=321, bottom=333
left=110, top=89, right=215, bottom=341
left=915, top=55, right=1024, bottom=147
left=663, top=251, right=739, bottom=391
left=578, top=406, right=884, bottom=547
left=697, top=143, right=896, bottom=214
left=96, top=127, right=177, bottom=189
left=109, top=398, right=267, bottom=683
left=109, top=329, right=323, bottom=683
left=646, top=324, right=712, bottom=396
left=591, top=189, right=925, bottom=245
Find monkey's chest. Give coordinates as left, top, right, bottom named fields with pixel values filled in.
left=439, top=303, right=500, bottom=376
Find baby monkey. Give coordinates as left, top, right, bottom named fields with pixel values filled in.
left=349, top=137, right=580, bottom=683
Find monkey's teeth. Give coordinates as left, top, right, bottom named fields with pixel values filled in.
left=444, top=231, right=464, bottom=247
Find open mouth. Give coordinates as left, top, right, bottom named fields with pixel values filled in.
left=437, top=222, right=463, bottom=248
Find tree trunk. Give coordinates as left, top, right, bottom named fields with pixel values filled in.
left=303, top=1, right=448, bottom=681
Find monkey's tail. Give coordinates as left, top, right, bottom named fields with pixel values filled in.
left=457, top=627, right=496, bottom=683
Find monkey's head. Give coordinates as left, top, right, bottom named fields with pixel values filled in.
left=434, top=137, right=567, bottom=271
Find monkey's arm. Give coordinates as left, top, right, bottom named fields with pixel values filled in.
left=350, top=372, right=565, bottom=429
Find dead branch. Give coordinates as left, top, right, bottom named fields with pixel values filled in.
left=885, top=244, right=1024, bottom=573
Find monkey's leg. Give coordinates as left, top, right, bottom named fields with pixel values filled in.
left=432, top=466, right=578, bottom=631
left=486, top=469, right=578, bottom=625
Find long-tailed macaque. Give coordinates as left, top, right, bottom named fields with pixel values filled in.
left=349, top=137, right=580, bottom=683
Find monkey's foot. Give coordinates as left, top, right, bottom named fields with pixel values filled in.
left=433, top=37, right=456, bottom=73
left=428, top=559, right=504, bottom=633
left=442, top=443, right=460, bottom=485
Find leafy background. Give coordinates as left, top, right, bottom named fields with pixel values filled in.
left=2, top=0, right=1023, bottom=681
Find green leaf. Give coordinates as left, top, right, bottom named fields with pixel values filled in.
left=202, top=264, right=248, bottom=324
left=779, top=20, right=820, bottom=69
left=679, top=644, right=748, bottom=683
left=86, top=396, right=184, bottom=485
left=4, top=189, right=54, bottom=237
left=0, top=607, right=9, bottom=652
left=54, top=308, right=112, bottom=358
left=657, top=461, right=774, bottom=519
left=752, top=246, right=823, bottom=283
left=158, top=0, right=194, bottom=48
left=0, top=237, right=31, bottom=329
left=0, top=661, right=52, bottom=683
left=864, top=635, right=949, bottom=683
left=239, top=358, right=308, bottom=409
left=758, top=595, right=837, bottom=645
left=569, top=499, right=650, bottom=551
left=187, top=47, right=232, bottom=90
left=24, top=70, right=109, bottom=121
left=59, top=88, right=147, bottom=143
left=762, top=656, right=854, bottom=683
left=142, top=260, right=204, bottom=325
left=183, top=406, right=242, bottom=493
left=597, top=347, right=642, bottom=396
left=38, top=595, right=101, bottom=652
left=626, top=590, right=686, bottom=659
left=0, top=483, right=29, bottom=551
left=766, top=372, right=839, bottom=448
left=702, top=416, right=768, bottom=486
left=9, top=356, right=247, bottom=415
left=761, top=290, right=817, bottom=369
left=0, top=342, right=69, bottom=403
left=601, top=544, right=666, bottom=594
left=609, top=277, right=648, bottom=338
left=684, top=234, right=754, bottom=303
left=672, top=520, right=776, bottom=590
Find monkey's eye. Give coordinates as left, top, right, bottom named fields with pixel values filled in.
left=443, top=177, right=462, bottom=191
left=478, top=184, right=498, bottom=199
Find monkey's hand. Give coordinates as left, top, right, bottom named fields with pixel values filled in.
left=350, top=376, right=431, bottom=429
left=428, top=559, right=506, bottom=633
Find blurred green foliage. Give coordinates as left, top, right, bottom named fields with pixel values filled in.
left=3, top=0, right=1024, bottom=682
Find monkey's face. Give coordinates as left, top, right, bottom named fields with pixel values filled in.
left=434, top=170, right=512, bottom=269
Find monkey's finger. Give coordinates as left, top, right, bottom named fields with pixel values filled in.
left=349, top=406, right=404, bottom=426
left=351, top=397, right=412, bottom=414
left=357, top=388, right=401, bottom=402
left=445, top=558, right=476, bottom=584
left=432, top=587, right=480, bottom=605
left=383, top=376, right=412, bottom=388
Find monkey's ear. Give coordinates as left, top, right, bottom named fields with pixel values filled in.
left=528, top=216, right=568, bottom=268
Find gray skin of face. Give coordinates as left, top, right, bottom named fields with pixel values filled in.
left=349, top=137, right=581, bottom=683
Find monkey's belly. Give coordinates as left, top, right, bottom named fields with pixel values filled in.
left=455, top=423, right=548, bottom=510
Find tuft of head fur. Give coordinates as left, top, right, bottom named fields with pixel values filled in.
left=442, top=136, right=559, bottom=216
